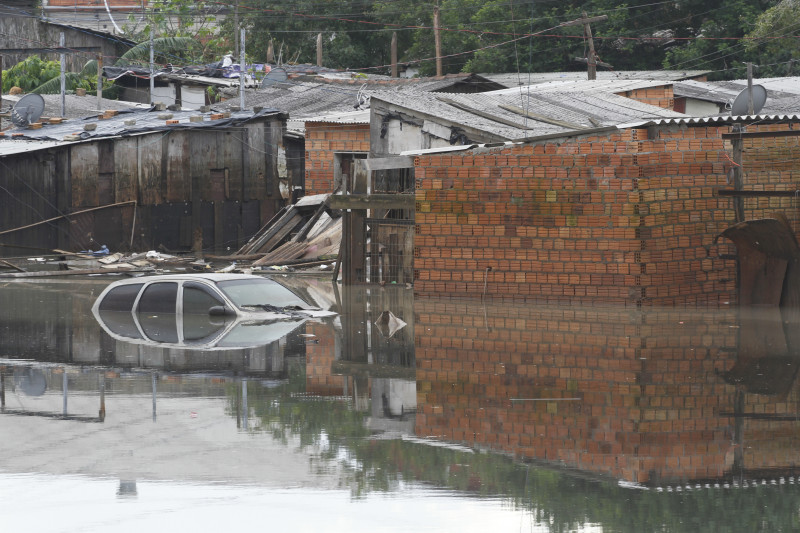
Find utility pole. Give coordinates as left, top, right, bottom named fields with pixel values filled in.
left=391, top=32, right=398, bottom=78
left=316, top=33, right=323, bottom=67
left=60, top=33, right=66, bottom=117
left=433, top=1, right=442, bottom=76
left=559, top=12, right=609, bottom=80
left=233, top=0, right=239, bottom=58
left=240, top=28, right=246, bottom=110
left=150, top=29, right=155, bottom=105
left=746, top=62, right=754, bottom=114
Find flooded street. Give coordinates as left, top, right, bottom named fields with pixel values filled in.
left=1, top=276, right=799, bottom=532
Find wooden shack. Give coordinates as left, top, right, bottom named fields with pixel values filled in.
left=0, top=109, right=287, bottom=256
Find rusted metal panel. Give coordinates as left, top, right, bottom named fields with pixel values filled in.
left=719, top=218, right=800, bottom=306
left=166, top=131, right=190, bottom=202
left=70, top=143, right=98, bottom=207
left=113, top=137, right=138, bottom=203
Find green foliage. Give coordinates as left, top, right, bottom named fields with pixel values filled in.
left=2, top=56, right=62, bottom=93
left=122, top=0, right=227, bottom=62
left=744, top=0, right=800, bottom=77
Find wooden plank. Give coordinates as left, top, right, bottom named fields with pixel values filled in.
left=721, top=130, right=800, bottom=140
left=364, top=156, right=415, bottom=171
left=436, top=96, right=529, bottom=130
left=0, top=267, right=151, bottom=278
left=327, top=194, right=415, bottom=210
left=237, top=205, right=290, bottom=255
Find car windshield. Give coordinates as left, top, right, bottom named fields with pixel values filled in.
left=216, top=278, right=308, bottom=309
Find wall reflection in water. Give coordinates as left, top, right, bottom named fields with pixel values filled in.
left=415, top=300, right=800, bottom=486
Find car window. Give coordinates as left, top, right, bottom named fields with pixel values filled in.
left=183, top=282, right=225, bottom=314
left=97, top=310, right=143, bottom=339
left=217, top=279, right=307, bottom=309
left=137, top=282, right=178, bottom=314
left=98, top=283, right=143, bottom=312
left=136, top=282, right=179, bottom=343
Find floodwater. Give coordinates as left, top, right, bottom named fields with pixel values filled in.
left=1, top=276, right=799, bottom=533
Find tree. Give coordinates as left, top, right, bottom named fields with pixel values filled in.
left=744, top=0, right=800, bottom=77
left=1, top=56, right=62, bottom=93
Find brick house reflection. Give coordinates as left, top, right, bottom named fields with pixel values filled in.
left=415, top=301, right=800, bottom=486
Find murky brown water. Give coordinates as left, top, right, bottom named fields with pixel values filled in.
left=1, top=276, right=799, bottom=532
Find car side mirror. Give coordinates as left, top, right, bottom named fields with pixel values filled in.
left=209, top=305, right=235, bottom=317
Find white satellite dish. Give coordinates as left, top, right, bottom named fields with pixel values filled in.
left=730, top=85, right=767, bottom=116
left=11, top=93, right=45, bottom=126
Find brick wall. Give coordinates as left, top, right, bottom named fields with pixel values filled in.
left=413, top=122, right=800, bottom=304
left=415, top=300, right=800, bottom=485
left=304, top=122, right=370, bottom=196
left=619, top=85, right=675, bottom=109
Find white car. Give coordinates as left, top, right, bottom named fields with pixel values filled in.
left=91, top=273, right=336, bottom=349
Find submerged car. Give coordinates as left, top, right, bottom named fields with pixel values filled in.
left=91, top=273, right=336, bottom=349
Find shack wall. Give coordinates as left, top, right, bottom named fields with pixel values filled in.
left=0, top=116, right=284, bottom=256
left=0, top=16, right=127, bottom=72
left=414, top=124, right=787, bottom=305
left=304, top=122, right=370, bottom=195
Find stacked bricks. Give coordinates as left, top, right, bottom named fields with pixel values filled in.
left=734, top=123, right=800, bottom=224
left=304, top=321, right=348, bottom=396
left=413, top=299, right=800, bottom=485
left=413, top=124, right=748, bottom=305
left=304, top=122, right=370, bottom=195
left=619, top=85, right=675, bottom=110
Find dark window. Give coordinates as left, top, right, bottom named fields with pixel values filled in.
left=137, top=282, right=178, bottom=314
left=98, top=283, right=144, bottom=312
left=137, top=282, right=179, bottom=342
left=183, top=282, right=224, bottom=314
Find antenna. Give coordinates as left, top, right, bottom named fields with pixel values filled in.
left=260, top=67, right=288, bottom=89
left=730, top=85, right=767, bottom=116
left=11, top=94, right=45, bottom=127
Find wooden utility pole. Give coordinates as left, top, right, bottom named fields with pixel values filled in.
left=391, top=32, right=398, bottom=78
left=559, top=12, right=609, bottom=80
left=267, top=39, right=274, bottom=63
left=316, top=33, right=323, bottom=67
left=746, top=62, right=754, bottom=114
left=433, top=2, right=442, bottom=76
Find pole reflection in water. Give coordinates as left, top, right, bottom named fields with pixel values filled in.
left=152, top=371, right=157, bottom=422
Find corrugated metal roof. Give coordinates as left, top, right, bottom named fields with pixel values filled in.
left=483, top=70, right=710, bottom=87
left=374, top=88, right=684, bottom=141
left=488, top=78, right=674, bottom=95
left=673, top=79, right=800, bottom=115
left=0, top=107, right=282, bottom=155
left=2, top=94, right=150, bottom=121
left=303, top=109, right=370, bottom=125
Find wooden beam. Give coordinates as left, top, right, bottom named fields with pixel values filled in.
left=365, top=156, right=415, bottom=171
left=717, top=189, right=800, bottom=197
left=721, top=130, right=800, bottom=140
left=327, top=194, right=415, bottom=210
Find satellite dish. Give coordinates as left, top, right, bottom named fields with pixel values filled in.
left=11, top=93, right=45, bottom=126
left=730, top=85, right=767, bottom=116
left=260, top=67, right=288, bottom=88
